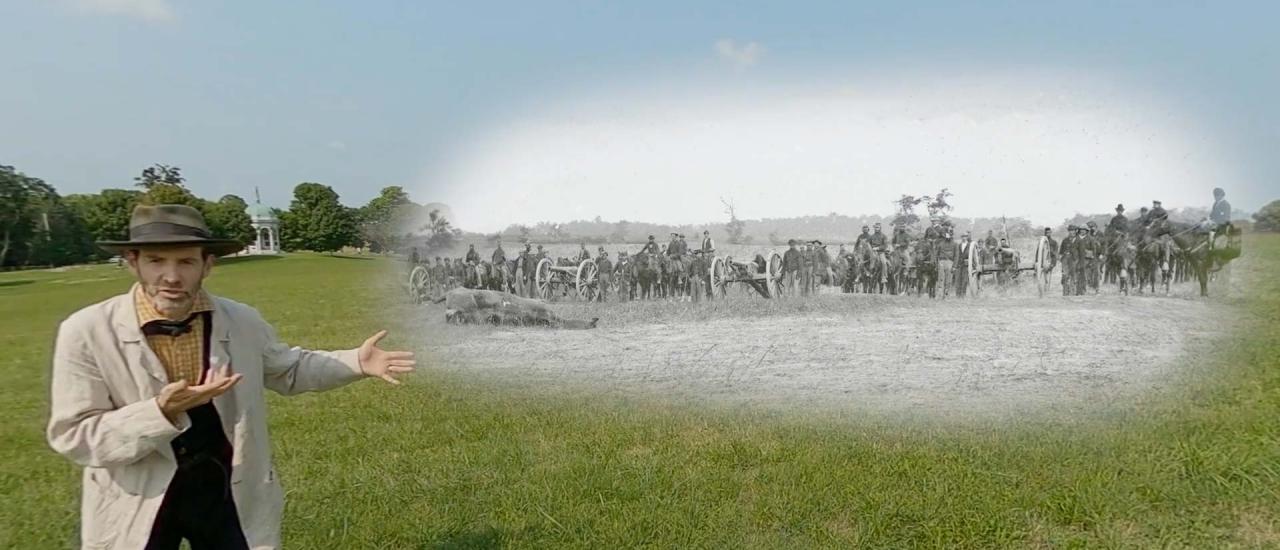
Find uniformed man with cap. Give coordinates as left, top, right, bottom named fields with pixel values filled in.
left=666, top=233, right=681, bottom=258
left=1149, top=200, right=1168, bottom=224
left=1075, top=225, right=1103, bottom=295
left=614, top=251, right=631, bottom=302
left=519, top=244, right=536, bottom=297
left=577, top=242, right=592, bottom=263
left=1209, top=187, right=1234, bottom=250
left=1042, top=227, right=1058, bottom=276
left=465, top=244, right=480, bottom=265
left=923, top=217, right=944, bottom=243
left=1059, top=225, right=1078, bottom=295
left=1138, top=206, right=1151, bottom=227
left=854, top=225, right=871, bottom=248
left=800, top=241, right=815, bottom=296
left=688, top=249, right=706, bottom=302
left=781, top=239, right=802, bottom=297
left=595, top=247, right=612, bottom=302
left=700, top=230, right=716, bottom=260
left=492, top=240, right=507, bottom=266
left=1108, top=204, right=1129, bottom=234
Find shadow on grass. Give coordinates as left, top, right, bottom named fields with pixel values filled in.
left=0, top=279, right=36, bottom=288
left=325, top=255, right=376, bottom=261
left=426, top=527, right=503, bottom=549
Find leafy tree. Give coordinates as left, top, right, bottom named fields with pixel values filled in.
left=65, top=189, right=142, bottom=250
left=422, top=209, right=462, bottom=251
left=202, top=194, right=255, bottom=246
left=0, top=165, right=34, bottom=266
left=140, top=182, right=201, bottom=207
left=134, top=164, right=184, bottom=189
left=278, top=182, right=358, bottom=253
left=357, top=186, right=414, bottom=253
left=610, top=220, right=630, bottom=243
left=1254, top=199, right=1280, bottom=232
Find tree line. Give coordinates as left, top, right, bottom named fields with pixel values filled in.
left=1, top=163, right=458, bottom=269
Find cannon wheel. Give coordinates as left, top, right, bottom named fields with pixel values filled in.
left=535, top=258, right=554, bottom=300
left=576, top=260, right=599, bottom=301
left=967, top=243, right=981, bottom=298
left=710, top=256, right=728, bottom=299
left=408, top=265, right=430, bottom=304
left=767, top=252, right=784, bottom=298
left=1033, top=236, right=1050, bottom=298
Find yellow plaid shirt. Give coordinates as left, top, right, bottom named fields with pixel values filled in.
left=134, top=286, right=214, bottom=384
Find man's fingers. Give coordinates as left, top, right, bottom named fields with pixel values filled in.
left=383, top=351, right=414, bottom=360
left=362, top=330, right=389, bottom=350
left=380, top=374, right=401, bottom=385
left=388, top=359, right=416, bottom=367
left=387, top=365, right=415, bottom=373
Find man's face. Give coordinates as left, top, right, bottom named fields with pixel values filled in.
left=126, top=246, right=212, bottom=318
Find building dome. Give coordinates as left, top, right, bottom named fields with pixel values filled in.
left=245, top=202, right=276, bottom=221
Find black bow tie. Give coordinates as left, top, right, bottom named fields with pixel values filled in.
left=142, top=315, right=198, bottom=337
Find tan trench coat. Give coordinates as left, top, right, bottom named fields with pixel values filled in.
left=47, top=285, right=365, bottom=549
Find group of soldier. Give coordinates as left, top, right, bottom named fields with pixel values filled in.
left=411, top=187, right=1235, bottom=302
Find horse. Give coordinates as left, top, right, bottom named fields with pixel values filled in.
left=666, top=253, right=689, bottom=301
left=633, top=252, right=661, bottom=300
left=1154, top=220, right=1233, bottom=297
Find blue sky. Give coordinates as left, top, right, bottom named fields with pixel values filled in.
left=3, top=1, right=1277, bottom=231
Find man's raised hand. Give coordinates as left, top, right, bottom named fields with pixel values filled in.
left=357, top=330, right=416, bottom=385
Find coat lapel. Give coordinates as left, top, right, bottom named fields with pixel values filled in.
left=112, top=285, right=170, bottom=387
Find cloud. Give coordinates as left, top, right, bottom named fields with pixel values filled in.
left=327, top=140, right=347, bottom=151
left=71, top=0, right=175, bottom=23
left=714, top=39, right=764, bottom=69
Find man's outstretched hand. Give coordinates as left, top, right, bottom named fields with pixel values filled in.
left=357, top=330, right=416, bottom=385
left=156, top=365, right=243, bottom=424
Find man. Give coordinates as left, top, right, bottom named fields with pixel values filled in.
left=666, top=233, right=681, bottom=258
left=535, top=244, right=547, bottom=261
left=700, top=230, right=716, bottom=259
left=47, top=205, right=415, bottom=550
left=595, top=249, right=612, bottom=302
left=464, top=244, right=480, bottom=265
left=491, top=240, right=507, bottom=266
left=409, top=246, right=420, bottom=266
left=955, top=233, right=973, bottom=297
left=800, top=241, right=815, bottom=296
left=995, top=238, right=1017, bottom=286
left=1138, top=206, right=1151, bottom=227
left=780, top=239, right=802, bottom=297
left=614, top=251, right=631, bottom=302
left=1108, top=204, right=1129, bottom=234
left=1075, top=225, right=1102, bottom=295
left=1042, top=227, right=1059, bottom=276
left=934, top=231, right=955, bottom=298
left=983, top=230, right=998, bottom=254
left=1150, top=200, right=1168, bottom=224
left=678, top=234, right=689, bottom=256
left=923, top=218, right=944, bottom=243
left=640, top=235, right=659, bottom=255
left=688, top=250, right=706, bottom=302
left=1085, top=222, right=1103, bottom=292
left=443, top=258, right=454, bottom=289
left=520, top=244, right=537, bottom=297
left=1210, top=187, right=1232, bottom=226
left=1059, top=225, right=1078, bottom=296
left=867, top=224, right=888, bottom=253
left=854, top=225, right=871, bottom=248
left=892, top=225, right=911, bottom=251
left=577, top=242, right=592, bottom=263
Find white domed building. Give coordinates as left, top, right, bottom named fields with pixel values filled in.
left=244, top=190, right=281, bottom=255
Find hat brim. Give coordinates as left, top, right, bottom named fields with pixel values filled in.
left=97, top=235, right=244, bottom=257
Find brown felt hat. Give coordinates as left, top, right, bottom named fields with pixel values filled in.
left=97, top=204, right=242, bottom=256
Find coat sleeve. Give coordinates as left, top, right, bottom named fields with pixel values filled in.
left=255, top=308, right=366, bottom=396
left=47, top=319, right=188, bottom=468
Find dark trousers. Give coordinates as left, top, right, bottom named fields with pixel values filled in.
left=145, top=404, right=248, bottom=550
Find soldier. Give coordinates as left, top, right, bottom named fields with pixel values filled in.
left=520, top=244, right=536, bottom=297
left=1108, top=204, right=1129, bottom=234
left=640, top=235, right=659, bottom=255
left=923, top=217, right=944, bottom=243
left=465, top=244, right=480, bottom=265
left=615, top=251, right=631, bottom=302
left=934, top=230, right=956, bottom=298
left=854, top=225, right=871, bottom=248
left=1085, top=222, right=1103, bottom=292
left=577, top=242, right=592, bottom=263
left=892, top=224, right=911, bottom=251
left=409, top=246, right=420, bottom=265
left=995, top=238, right=1018, bottom=286
left=667, top=233, right=681, bottom=258
left=1210, top=187, right=1232, bottom=226
left=492, top=240, right=507, bottom=266
left=1075, top=225, right=1102, bottom=295
left=1059, top=225, right=1077, bottom=296
left=700, top=230, right=715, bottom=259
left=1149, top=200, right=1168, bottom=224
left=535, top=244, right=547, bottom=261
left=688, top=250, right=706, bottom=302
left=595, top=248, right=612, bottom=302
left=678, top=234, right=689, bottom=256
left=1138, top=206, right=1151, bottom=227
left=983, top=230, right=999, bottom=255
left=868, top=223, right=888, bottom=252
left=780, top=239, right=802, bottom=297
left=955, top=232, right=973, bottom=297
left=442, top=258, right=454, bottom=289
left=800, top=241, right=815, bottom=296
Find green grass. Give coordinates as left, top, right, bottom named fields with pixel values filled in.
left=3, top=241, right=1278, bottom=548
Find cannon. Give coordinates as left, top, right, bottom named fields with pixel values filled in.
left=965, top=236, right=1053, bottom=297
left=534, top=257, right=600, bottom=301
left=708, top=252, right=785, bottom=299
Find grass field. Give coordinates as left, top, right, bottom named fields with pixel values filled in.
left=3, top=238, right=1278, bottom=548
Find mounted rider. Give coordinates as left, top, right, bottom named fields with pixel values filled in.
left=700, top=230, right=716, bottom=259
left=464, top=244, right=480, bottom=265
left=491, top=240, right=506, bottom=266
left=640, top=235, right=659, bottom=255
